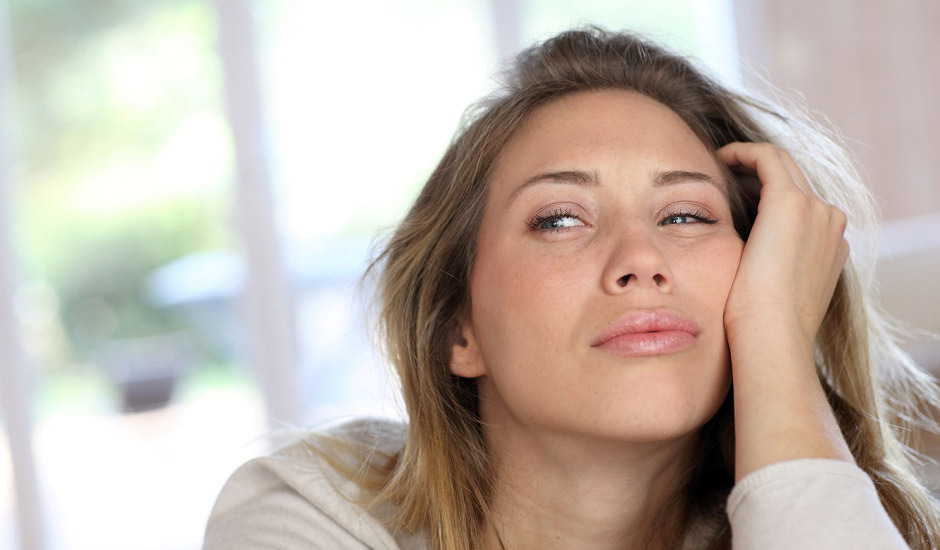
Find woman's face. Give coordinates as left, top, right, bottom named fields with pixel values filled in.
left=450, top=89, right=744, bottom=444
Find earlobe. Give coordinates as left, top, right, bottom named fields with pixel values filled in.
left=449, top=318, right=487, bottom=378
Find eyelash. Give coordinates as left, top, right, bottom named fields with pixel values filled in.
left=527, top=208, right=582, bottom=231
left=659, top=209, right=718, bottom=226
left=528, top=208, right=718, bottom=231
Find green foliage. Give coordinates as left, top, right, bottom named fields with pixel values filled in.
left=50, top=197, right=225, bottom=356
left=8, top=0, right=230, bottom=363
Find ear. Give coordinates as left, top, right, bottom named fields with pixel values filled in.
left=449, top=315, right=487, bottom=378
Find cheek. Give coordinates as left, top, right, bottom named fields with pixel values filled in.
left=677, top=238, right=744, bottom=308
left=711, top=245, right=744, bottom=295
left=469, top=240, right=591, bottom=356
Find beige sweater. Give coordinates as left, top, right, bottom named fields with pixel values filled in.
left=203, top=419, right=909, bottom=549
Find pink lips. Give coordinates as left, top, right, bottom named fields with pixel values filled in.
left=591, top=309, right=701, bottom=357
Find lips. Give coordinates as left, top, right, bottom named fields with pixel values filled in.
left=591, top=309, right=701, bottom=357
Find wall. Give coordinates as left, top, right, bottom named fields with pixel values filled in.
left=732, top=0, right=940, bottom=486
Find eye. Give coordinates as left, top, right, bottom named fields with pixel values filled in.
left=659, top=209, right=718, bottom=226
left=528, top=209, right=585, bottom=231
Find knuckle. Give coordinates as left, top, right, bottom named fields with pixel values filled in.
left=790, top=188, right=813, bottom=208
left=837, top=240, right=851, bottom=264
left=809, top=196, right=827, bottom=212
left=833, top=208, right=848, bottom=230
left=754, top=142, right=777, bottom=156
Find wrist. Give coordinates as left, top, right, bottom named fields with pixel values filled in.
left=725, top=313, right=814, bottom=351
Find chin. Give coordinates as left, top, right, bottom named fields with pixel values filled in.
left=589, top=370, right=731, bottom=444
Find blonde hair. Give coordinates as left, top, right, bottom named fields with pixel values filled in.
left=359, top=27, right=940, bottom=549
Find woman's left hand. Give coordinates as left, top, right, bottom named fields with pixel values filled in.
left=716, top=142, right=854, bottom=480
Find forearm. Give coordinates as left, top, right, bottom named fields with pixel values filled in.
left=728, top=317, right=853, bottom=481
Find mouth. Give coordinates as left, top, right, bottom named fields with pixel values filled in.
left=591, top=309, right=701, bottom=357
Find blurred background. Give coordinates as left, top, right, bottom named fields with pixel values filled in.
left=0, top=1, right=937, bottom=549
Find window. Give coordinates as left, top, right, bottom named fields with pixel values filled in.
left=1, top=1, right=731, bottom=547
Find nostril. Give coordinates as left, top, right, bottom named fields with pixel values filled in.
left=617, top=274, right=632, bottom=287
left=653, top=273, right=665, bottom=287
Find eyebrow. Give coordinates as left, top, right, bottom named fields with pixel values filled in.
left=507, top=169, right=598, bottom=205
left=654, top=170, right=728, bottom=196
left=507, top=168, right=726, bottom=205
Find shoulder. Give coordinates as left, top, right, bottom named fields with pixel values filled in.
left=203, top=418, right=416, bottom=550
left=324, top=417, right=408, bottom=459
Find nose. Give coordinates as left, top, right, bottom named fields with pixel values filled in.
left=602, top=229, right=674, bottom=294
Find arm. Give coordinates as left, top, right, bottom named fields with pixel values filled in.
left=717, top=142, right=910, bottom=548
left=716, top=142, right=853, bottom=481
left=727, top=459, right=909, bottom=549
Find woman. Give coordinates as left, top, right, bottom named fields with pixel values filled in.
left=204, top=28, right=940, bottom=549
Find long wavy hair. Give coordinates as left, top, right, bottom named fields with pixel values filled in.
left=359, top=27, right=940, bottom=549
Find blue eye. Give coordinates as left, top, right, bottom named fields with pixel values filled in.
left=528, top=210, right=585, bottom=231
left=660, top=210, right=717, bottom=225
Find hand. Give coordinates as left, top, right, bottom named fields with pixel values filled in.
left=716, top=142, right=854, bottom=479
left=718, top=142, right=849, bottom=344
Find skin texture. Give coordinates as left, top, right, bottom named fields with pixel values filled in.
left=449, top=89, right=851, bottom=549
left=718, top=143, right=853, bottom=479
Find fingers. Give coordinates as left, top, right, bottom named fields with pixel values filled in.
left=777, top=150, right=812, bottom=195
left=717, top=143, right=847, bottom=229
left=717, top=142, right=812, bottom=196
left=719, top=141, right=850, bottom=340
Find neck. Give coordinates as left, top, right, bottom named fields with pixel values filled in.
left=481, top=423, right=699, bottom=550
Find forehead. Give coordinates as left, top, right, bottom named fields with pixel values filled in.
left=490, top=89, right=720, bottom=193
